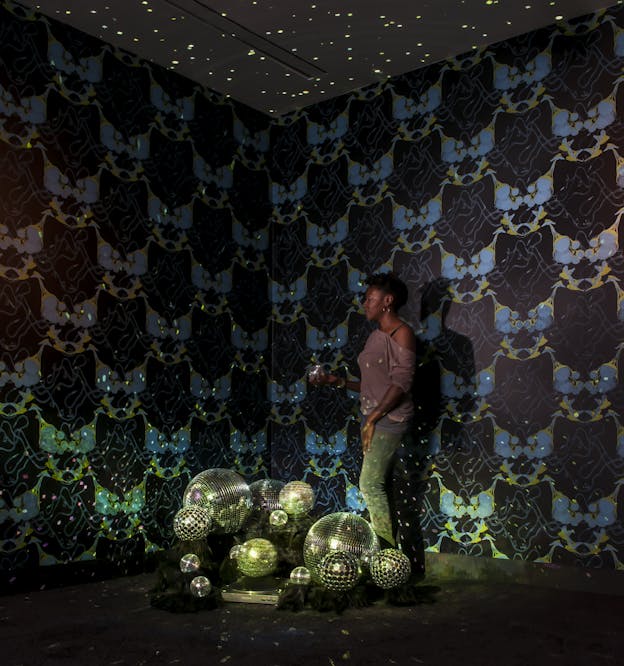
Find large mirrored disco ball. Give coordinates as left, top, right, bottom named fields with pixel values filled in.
left=318, top=551, right=360, bottom=592
left=279, top=480, right=315, bottom=517
left=237, top=538, right=279, bottom=578
left=249, top=478, right=285, bottom=512
left=369, top=549, right=411, bottom=589
left=173, top=505, right=212, bottom=541
left=303, top=512, right=380, bottom=583
left=183, top=468, right=253, bottom=533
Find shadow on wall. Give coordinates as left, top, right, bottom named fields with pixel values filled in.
left=392, top=277, right=477, bottom=576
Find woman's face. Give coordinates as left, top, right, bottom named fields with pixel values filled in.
left=363, top=286, right=388, bottom=321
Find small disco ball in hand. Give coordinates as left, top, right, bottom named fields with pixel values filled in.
left=308, top=364, right=326, bottom=382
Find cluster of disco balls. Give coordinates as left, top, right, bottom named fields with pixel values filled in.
left=172, top=470, right=320, bottom=596
left=280, top=512, right=412, bottom=592
left=171, top=469, right=413, bottom=598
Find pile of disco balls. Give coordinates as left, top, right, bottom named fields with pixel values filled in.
left=168, top=468, right=412, bottom=605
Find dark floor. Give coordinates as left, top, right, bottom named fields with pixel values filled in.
left=1, top=572, right=621, bottom=666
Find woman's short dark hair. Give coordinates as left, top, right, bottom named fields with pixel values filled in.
left=365, top=272, right=409, bottom=311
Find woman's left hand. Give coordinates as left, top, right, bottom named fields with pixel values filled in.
left=361, top=418, right=376, bottom=454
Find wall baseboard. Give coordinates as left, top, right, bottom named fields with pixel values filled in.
left=424, top=551, right=624, bottom=596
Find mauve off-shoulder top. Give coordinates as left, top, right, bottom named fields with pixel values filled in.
left=357, top=327, right=416, bottom=434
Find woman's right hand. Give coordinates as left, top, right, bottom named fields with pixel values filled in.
left=309, top=371, right=336, bottom=386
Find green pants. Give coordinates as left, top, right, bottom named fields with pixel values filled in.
left=359, top=428, right=404, bottom=546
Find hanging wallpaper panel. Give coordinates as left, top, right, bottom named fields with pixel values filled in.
left=269, top=7, right=624, bottom=568
left=0, top=0, right=272, bottom=576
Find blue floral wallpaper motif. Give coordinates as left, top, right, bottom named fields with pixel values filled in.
left=1, top=0, right=624, bottom=579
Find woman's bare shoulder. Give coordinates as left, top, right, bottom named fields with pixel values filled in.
left=392, top=322, right=417, bottom=353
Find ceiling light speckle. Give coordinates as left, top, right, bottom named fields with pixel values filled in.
left=27, top=0, right=604, bottom=116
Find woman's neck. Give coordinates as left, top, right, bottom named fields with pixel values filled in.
left=378, top=312, right=402, bottom=333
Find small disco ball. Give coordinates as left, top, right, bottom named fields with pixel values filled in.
left=369, top=549, right=412, bottom=589
left=179, top=553, right=201, bottom=573
left=229, top=544, right=242, bottom=560
left=183, top=468, right=253, bottom=534
left=289, top=566, right=312, bottom=586
left=318, top=551, right=360, bottom=592
left=279, top=480, right=315, bottom=517
left=173, top=505, right=212, bottom=541
left=269, top=509, right=289, bottom=527
left=189, top=575, right=212, bottom=597
left=308, top=364, right=326, bottom=382
left=303, top=512, right=379, bottom=583
left=237, top=538, right=279, bottom=578
left=249, top=478, right=285, bottom=512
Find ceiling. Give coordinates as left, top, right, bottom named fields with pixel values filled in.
left=22, top=0, right=614, bottom=117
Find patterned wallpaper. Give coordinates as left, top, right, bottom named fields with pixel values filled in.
left=0, top=0, right=272, bottom=574
left=270, top=7, right=624, bottom=568
left=1, top=0, right=623, bottom=580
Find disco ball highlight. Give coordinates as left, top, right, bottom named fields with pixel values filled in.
left=249, top=478, right=285, bottom=512
left=183, top=468, right=253, bottom=534
left=318, top=551, right=360, bottom=592
left=369, top=549, right=412, bottom=589
left=279, top=480, right=315, bottom=517
left=173, top=505, right=212, bottom=541
left=237, top=538, right=279, bottom=578
left=303, top=512, right=379, bottom=583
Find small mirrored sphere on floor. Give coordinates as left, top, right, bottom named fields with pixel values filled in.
left=289, top=566, right=312, bottom=585
left=189, top=575, right=212, bottom=597
left=179, top=553, right=201, bottom=573
left=318, top=551, right=360, bottom=591
left=369, top=548, right=411, bottom=589
left=173, top=505, right=212, bottom=540
left=269, top=509, right=289, bottom=527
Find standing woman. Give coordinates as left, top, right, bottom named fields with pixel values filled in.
left=310, top=272, right=416, bottom=549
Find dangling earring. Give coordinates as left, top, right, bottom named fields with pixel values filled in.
left=382, top=306, right=388, bottom=313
